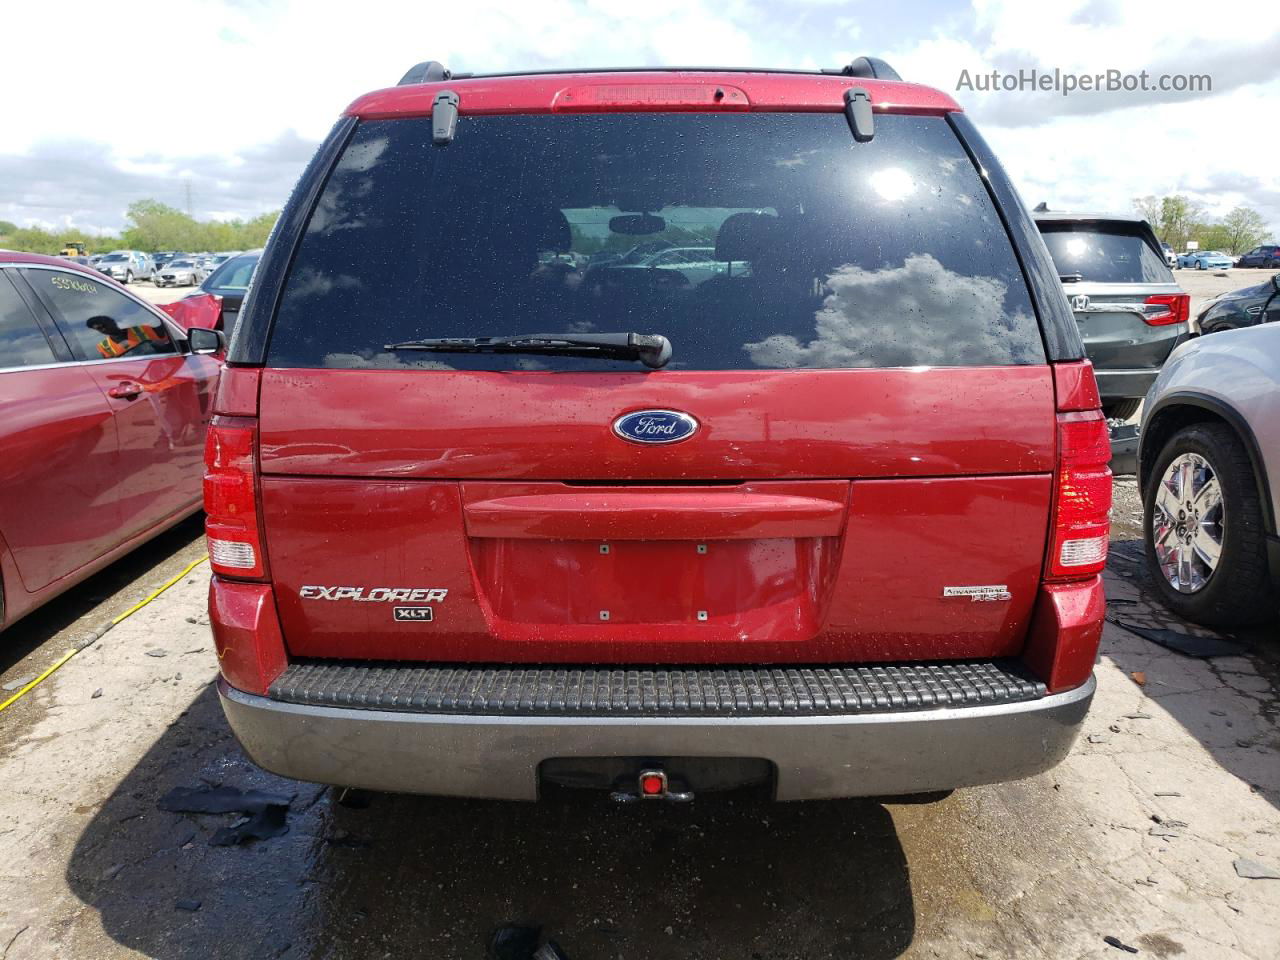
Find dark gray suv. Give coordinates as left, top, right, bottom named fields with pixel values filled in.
left=1035, top=212, right=1189, bottom=420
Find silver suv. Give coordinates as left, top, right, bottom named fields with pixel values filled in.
left=1035, top=212, right=1189, bottom=420
left=95, top=250, right=154, bottom=284
left=1139, top=279, right=1280, bottom=626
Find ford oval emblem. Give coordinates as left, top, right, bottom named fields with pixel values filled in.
left=613, top=409, right=699, bottom=445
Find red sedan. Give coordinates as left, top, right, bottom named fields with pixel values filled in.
left=0, top=253, right=219, bottom=630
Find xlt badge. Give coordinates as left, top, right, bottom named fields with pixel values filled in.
left=393, top=606, right=434, bottom=622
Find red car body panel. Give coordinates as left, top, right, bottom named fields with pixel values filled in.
left=346, top=72, right=962, bottom=120
left=158, top=292, right=223, bottom=332
left=0, top=253, right=219, bottom=630
left=88, top=355, right=215, bottom=539
left=0, top=365, right=121, bottom=592
left=252, top=364, right=1057, bottom=664
left=257, top=366, right=1056, bottom=480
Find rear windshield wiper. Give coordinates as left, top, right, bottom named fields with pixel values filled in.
left=1059, top=273, right=1084, bottom=284
left=383, top=331, right=673, bottom=369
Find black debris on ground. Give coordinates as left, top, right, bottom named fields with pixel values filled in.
left=157, top=786, right=294, bottom=846
left=211, top=805, right=290, bottom=846
left=1104, top=934, right=1139, bottom=953
left=488, top=924, right=543, bottom=960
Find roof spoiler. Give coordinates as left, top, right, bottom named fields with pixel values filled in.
left=398, top=60, right=451, bottom=85
left=395, top=58, right=903, bottom=85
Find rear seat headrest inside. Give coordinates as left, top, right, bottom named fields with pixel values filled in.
left=715, top=212, right=779, bottom=262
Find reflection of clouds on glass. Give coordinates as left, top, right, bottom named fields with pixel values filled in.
left=3, top=332, right=55, bottom=366
left=774, top=149, right=822, bottom=168
left=323, top=350, right=454, bottom=370
left=743, top=254, right=1039, bottom=368
left=335, top=137, right=388, bottom=174
left=307, top=137, right=388, bottom=235
left=285, top=268, right=362, bottom=300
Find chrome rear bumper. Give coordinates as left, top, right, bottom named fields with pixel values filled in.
left=219, top=673, right=1094, bottom=801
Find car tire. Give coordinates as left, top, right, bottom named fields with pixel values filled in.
left=1142, top=423, right=1276, bottom=627
left=1196, top=261, right=1206, bottom=270
left=124, top=270, right=133, bottom=284
left=1104, top=398, right=1142, bottom=421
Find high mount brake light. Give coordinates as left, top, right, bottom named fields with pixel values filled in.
left=204, top=416, right=266, bottom=580
left=1144, top=293, right=1190, bottom=327
left=1047, top=410, right=1112, bottom=580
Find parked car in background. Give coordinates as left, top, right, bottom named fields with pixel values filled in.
left=60, top=255, right=91, bottom=267
left=96, top=250, right=154, bottom=284
left=88, top=254, right=105, bottom=267
left=1179, top=250, right=1233, bottom=271
left=153, top=251, right=177, bottom=270
left=202, top=252, right=239, bottom=276
left=596, top=245, right=744, bottom=287
left=0, top=252, right=221, bottom=631
left=154, top=258, right=202, bottom=287
left=1161, top=242, right=1176, bottom=269
left=1035, top=211, right=1189, bottom=420
left=210, top=61, right=1109, bottom=804
left=1238, top=245, right=1280, bottom=270
left=1196, top=275, right=1280, bottom=335
left=1139, top=282, right=1280, bottom=627
left=159, top=249, right=260, bottom=343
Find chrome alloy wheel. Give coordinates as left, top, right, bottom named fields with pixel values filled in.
left=1152, top=452, right=1225, bottom=593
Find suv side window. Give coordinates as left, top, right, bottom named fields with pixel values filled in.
left=33, top=271, right=177, bottom=361
left=0, top=273, right=59, bottom=369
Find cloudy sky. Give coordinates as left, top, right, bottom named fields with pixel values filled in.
left=2, top=0, right=1278, bottom=236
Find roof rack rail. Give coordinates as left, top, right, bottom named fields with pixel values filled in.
left=825, top=57, right=902, bottom=82
left=395, top=61, right=904, bottom=85
left=398, top=60, right=451, bottom=85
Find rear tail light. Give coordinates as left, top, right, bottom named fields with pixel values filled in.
left=1047, top=410, right=1112, bottom=580
left=204, top=415, right=266, bottom=580
left=1143, top=293, right=1190, bottom=326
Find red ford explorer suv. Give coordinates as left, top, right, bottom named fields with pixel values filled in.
left=208, top=59, right=1111, bottom=802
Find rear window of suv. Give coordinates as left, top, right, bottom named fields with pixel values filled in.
left=268, top=112, right=1044, bottom=371
left=1038, top=222, right=1173, bottom=284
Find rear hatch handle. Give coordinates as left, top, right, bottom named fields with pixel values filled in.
left=384, top=331, right=673, bottom=368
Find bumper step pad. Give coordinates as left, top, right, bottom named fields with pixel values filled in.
left=268, top=660, right=1046, bottom=718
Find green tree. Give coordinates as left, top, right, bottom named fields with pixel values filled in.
left=1219, top=206, right=1270, bottom=255
left=1132, top=194, right=1206, bottom=250
left=0, top=220, right=17, bottom=236
left=122, top=199, right=201, bottom=251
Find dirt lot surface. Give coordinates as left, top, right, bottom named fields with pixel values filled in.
left=2, top=504, right=1278, bottom=959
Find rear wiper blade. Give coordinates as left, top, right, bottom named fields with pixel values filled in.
left=383, top=331, right=673, bottom=369
left=1059, top=273, right=1084, bottom=284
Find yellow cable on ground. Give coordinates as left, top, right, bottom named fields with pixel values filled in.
left=110, top=554, right=209, bottom=624
left=0, top=555, right=208, bottom=715
left=0, top=648, right=77, bottom=713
